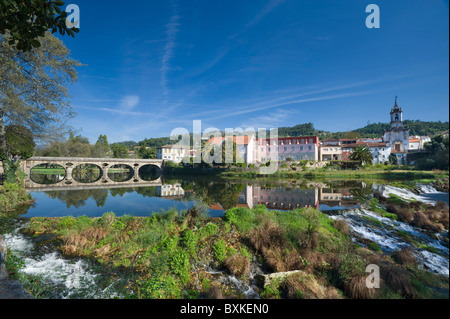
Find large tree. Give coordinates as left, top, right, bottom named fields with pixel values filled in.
left=0, top=32, right=81, bottom=161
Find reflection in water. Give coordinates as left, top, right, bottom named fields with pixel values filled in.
left=156, top=184, right=185, bottom=198
left=73, top=165, right=102, bottom=183
left=31, top=173, right=65, bottom=185
left=24, top=177, right=369, bottom=217
left=30, top=164, right=65, bottom=185
left=107, top=169, right=133, bottom=182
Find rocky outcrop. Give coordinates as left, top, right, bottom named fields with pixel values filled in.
left=0, top=235, right=35, bottom=299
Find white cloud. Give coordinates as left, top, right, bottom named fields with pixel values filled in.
left=119, top=95, right=140, bottom=111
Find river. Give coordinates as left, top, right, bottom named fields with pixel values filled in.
left=2, top=170, right=449, bottom=299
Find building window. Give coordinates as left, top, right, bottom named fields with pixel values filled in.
left=284, top=147, right=287, bottom=152
left=291, top=146, right=295, bottom=151
left=300, top=146, right=303, bottom=151
left=308, top=146, right=312, bottom=151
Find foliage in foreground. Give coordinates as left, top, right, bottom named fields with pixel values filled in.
left=20, top=205, right=449, bottom=299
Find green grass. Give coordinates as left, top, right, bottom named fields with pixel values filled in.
left=18, top=204, right=449, bottom=300
left=218, top=167, right=448, bottom=181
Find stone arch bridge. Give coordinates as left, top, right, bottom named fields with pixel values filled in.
left=20, top=157, right=164, bottom=189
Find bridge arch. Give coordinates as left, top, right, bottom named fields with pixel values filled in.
left=30, top=163, right=66, bottom=185
left=138, top=164, right=162, bottom=181
left=107, top=164, right=134, bottom=182
left=72, top=164, right=103, bottom=184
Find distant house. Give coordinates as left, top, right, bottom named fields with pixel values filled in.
left=408, top=137, right=421, bottom=150
left=320, top=145, right=342, bottom=161
left=156, top=144, right=188, bottom=163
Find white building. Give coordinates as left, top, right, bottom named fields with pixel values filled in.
left=383, top=97, right=410, bottom=165
left=408, top=137, right=421, bottom=150
left=156, top=144, right=188, bottom=163
left=207, top=136, right=257, bottom=164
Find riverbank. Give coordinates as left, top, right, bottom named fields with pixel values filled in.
left=165, top=165, right=448, bottom=182
left=11, top=201, right=448, bottom=299
left=0, top=183, right=34, bottom=215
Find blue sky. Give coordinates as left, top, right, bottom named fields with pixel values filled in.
left=60, top=0, right=449, bottom=143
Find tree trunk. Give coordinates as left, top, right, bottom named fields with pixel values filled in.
left=0, top=109, right=7, bottom=159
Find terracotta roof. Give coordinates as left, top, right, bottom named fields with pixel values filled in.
left=324, top=138, right=339, bottom=142
left=342, top=142, right=387, bottom=148
left=156, top=144, right=186, bottom=149
left=409, top=138, right=420, bottom=143
left=208, top=136, right=253, bottom=145
left=209, top=203, right=224, bottom=211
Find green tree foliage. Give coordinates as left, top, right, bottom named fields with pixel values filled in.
left=388, top=153, right=398, bottom=165
left=1, top=125, right=35, bottom=160
left=342, top=131, right=362, bottom=139
left=93, top=134, right=110, bottom=157
left=277, top=122, right=318, bottom=137
left=138, top=137, right=171, bottom=149
left=0, top=32, right=81, bottom=159
left=138, top=147, right=156, bottom=159
left=111, top=143, right=129, bottom=159
left=354, top=120, right=449, bottom=138
left=349, top=146, right=373, bottom=167
left=415, top=135, right=449, bottom=170
left=36, top=133, right=112, bottom=158
left=0, top=0, right=79, bottom=52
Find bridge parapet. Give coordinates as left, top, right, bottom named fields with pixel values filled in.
left=20, top=157, right=164, bottom=189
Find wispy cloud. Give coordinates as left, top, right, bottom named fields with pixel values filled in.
left=239, top=0, right=286, bottom=34
left=191, top=0, right=286, bottom=77
left=119, top=95, right=140, bottom=111
left=239, top=108, right=294, bottom=129
left=161, top=13, right=181, bottom=98
left=186, top=74, right=414, bottom=121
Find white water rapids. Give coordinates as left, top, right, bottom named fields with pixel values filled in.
left=329, top=184, right=449, bottom=276
left=4, top=230, right=121, bottom=299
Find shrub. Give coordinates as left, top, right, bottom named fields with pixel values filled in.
left=213, top=239, right=227, bottom=263
left=393, top=248, right=417, bottom=267
left=381, top=265, right=414, bottom=297
left=224, top=254, right=250, bottom=277
left=343, top=275, right=378, bottom=299
left=57, top=216, right=76, bottom=230
left=198, top=222, right=218, bottom=238
left=171, top=249, right=191, bottom=283
left=333, top=219, right=349, bottom=236
left=249, top=220, right=285, bottom=252
left=182, top=230, right=198, bottom=256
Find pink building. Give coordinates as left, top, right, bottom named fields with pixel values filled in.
left=257, top=136, right=320, bottom=162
